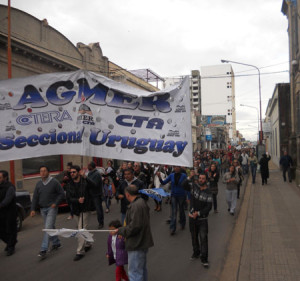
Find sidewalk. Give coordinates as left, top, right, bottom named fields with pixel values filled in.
left=221, top=165, right=300, bottom=281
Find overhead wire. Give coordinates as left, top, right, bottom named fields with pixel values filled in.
left=2, top=28, right=290, bottom=81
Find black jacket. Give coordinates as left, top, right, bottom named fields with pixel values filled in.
left=206, top=169, right=220, bottom=193
left=183, top=179, right=212, bottom=219
left=0, top=181, right=17, bottom=234
left=117, top=178, right=144, bottom=214
left=87, top=169, right=103, bottom=196
left=280, top=155, right=293, bottom=168
left=66, top=177, right=96, bottom=216
left=259, top=154, right=271, bottom=178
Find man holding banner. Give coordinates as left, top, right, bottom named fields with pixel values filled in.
left=31, top=166, right=64, bottom=259
left=117, top=184, right=154, bottom=281
left=65, top=165, right=97, bottom=261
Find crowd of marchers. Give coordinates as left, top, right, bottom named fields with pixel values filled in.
left=1, top=147, right=294, bottom=281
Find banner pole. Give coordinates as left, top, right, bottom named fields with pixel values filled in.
left=7, top=0, right=15, bottom=185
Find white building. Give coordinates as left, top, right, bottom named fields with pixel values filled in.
left=200, top=64, right=237, bottom=144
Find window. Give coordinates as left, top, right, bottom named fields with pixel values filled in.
left=23, top=155, right=62, bottom=175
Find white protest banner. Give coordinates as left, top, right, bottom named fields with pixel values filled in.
left=0, top=70, right=192, bottom=166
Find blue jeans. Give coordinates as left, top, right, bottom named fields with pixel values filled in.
left=121, top=212, right=126, bottom=226
left=282, top=166, right=292, bottom=182
left=104, top=196, right=111, bottom=210
left=251, top=165, right=257, bottom=183
left=93, top=195, right=104, bottom=225
left=170, top=196, right=186, bottom=232
left=40, top=207, right=60, bottom=251
left=128, top=250, right=148, bottom=281
left=242, top=164, right=248, bottom=174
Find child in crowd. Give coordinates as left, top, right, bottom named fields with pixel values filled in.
left=103, top=177, right=113, bottom=213
left=106, top=220, right=128, bottom=281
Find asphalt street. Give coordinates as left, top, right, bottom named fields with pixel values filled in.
left=0, top=178, right=247, bottom=281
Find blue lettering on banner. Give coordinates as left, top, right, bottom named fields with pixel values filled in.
left=89, top=128, right=187, bottom=157
left=0, top=128, right=84, bottom=150
left=13, top=79, right=172, bottom=113
left=116, top=115, right=164, bottom=129
left=16, top=110, right=72, bottom=125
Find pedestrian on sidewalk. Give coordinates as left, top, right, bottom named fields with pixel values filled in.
left=31, top=166, right=64, bottom=259
left=183, top=173, right=212, bottom=268
left=106, top=220, right=129, bottom=281
left=249, top=152, right=258, bottom=184
left=65, top=165, right=97, bottom=261
left=259, top=153, right=271, bottom=185
left=0, top=170, right=18, bottom=256
left=117, top=184, right=154, bottom=281
left=223, top=165, right=239, bottom=216
left=207, top=163, right=220, bottom=213
left=279, top=151, right=293, bottom=182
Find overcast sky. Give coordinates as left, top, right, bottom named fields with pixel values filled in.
left=0, top=0, right=290, bottom=141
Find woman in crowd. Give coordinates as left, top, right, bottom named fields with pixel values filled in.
left=249, top=152, right=258, bottom=184
left=223, top=164, right=239, bottom=216
left=221, top=154, right=230, bottom=175
left=207, top=163, right=220, bottom=213
left=259, top=153, right=271, bottom=185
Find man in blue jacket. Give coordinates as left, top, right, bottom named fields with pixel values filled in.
left=157, top=166, right=187, bottom=235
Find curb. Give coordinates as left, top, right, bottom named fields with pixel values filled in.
left=219, top=174, right=252, bottom=281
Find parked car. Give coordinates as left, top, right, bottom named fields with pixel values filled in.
left=16, top=191, right=31, bottom=232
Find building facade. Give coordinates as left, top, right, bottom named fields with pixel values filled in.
left=200, top=64, right=236, bottom=147
left=282, top=0, right=300, bottom=184
left=265, top=83, right=291, bottom=167
left=0, top=5, right=158, bottom=191
left=191, top=70, right=201, bottom=112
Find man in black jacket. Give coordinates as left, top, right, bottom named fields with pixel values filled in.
left=0, top=170, right=17, bottom=256
left=117, top=169, right=144, bottom=225
left=66, top=165, right=97, bottom=261
left=87, top=161, right=104, bottom=229
left=183, top=173, right=212, bottom=268
left=280, top=151, right=293, bottom=182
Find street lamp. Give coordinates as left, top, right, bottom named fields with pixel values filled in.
left=240, top=104, right=259, bottom=141
left=221, top=59, right=263, bottom=144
